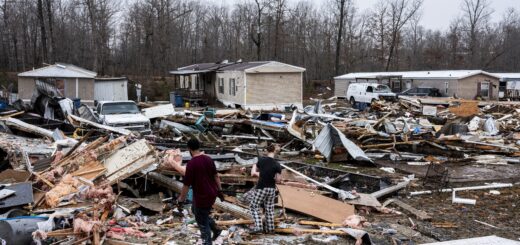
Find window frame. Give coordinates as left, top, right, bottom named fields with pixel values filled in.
left=229, top=78, right=236, bottom=96
left=218, top=78, right=224, bottom=94
left=480, top=81, right=490, bottom=98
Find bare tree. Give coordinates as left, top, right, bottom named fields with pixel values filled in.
left=37, top=0, right=47, bottom=63
left=384, top=0, right=423, bottom=71
left=333, top=0, right=350, bottom=75
left=461, top=0, right=493, bottom=67
left=251, top=0, right=267, bottom=61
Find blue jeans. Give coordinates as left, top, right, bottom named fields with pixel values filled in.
left=192, top=205, right=217, bottom=245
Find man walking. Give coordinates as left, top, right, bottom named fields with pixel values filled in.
left=177, top=139, right=222, bottom=244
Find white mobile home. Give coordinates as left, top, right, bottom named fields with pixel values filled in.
left=170, top=61, right=305, bottom=110
left=334, top=70, right=501, bottom=100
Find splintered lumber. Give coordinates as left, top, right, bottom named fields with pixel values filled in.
left=71, top=161, right=106, bottom=180
left=4, top=117, right=54, bottom=138
left=54, top=136, right=109, bottom=168
left=274, top=228, right=346, bottom=235
left=104, top=139, right=154, bottom=177
left=361, top=141, right=424, bottom=149
left=0, top=111, right=24, bottom=119
left=217, top=218, right=283, bottom=226
left=432, top=222, right=458, bottom=228
left=382, top=198, right=431, bottom=221
left=68, top=114, right=132, bottom=135
left=147, top=172, right=252, bottom=220
left=44, top=228, right=83, bottom=237
left=276, top=184, right=355, bottom=224
left=32, top=171, right=55, bottom=188
left=64, top=130, right=94, bottom=158
left=298, top=220, right=344, bottom=227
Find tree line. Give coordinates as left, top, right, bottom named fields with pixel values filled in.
left=0, top=0, right=519, bottom=82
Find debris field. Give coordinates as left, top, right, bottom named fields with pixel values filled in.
left=0, top=91, right=520, bottom=245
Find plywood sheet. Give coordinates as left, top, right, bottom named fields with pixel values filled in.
left=276, top=184, right=354, bottom=224
left=106, top=155, right=156, bottom=185
left=104, top=139, right=152, bottom=177
left=0, top=169, right=31, bottom=184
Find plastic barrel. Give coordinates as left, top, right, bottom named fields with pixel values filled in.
left=175, top=95, right=183, bottom=107
left=0, top=217, right=46, bottom=244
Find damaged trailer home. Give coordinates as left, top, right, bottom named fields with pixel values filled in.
left=170, top=60, right=305, bottom=110
left=17, top=63, right=129, bottom=105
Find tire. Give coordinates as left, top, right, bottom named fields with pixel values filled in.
left=349, top=97, right=356, bottom=105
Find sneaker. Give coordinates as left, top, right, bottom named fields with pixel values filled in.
left=212, top=229, right=222, bottom=241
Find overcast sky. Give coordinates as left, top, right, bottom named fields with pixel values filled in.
left=355, top=0, right=518, bottom=30
left=212, top=0, right=519, bottom=31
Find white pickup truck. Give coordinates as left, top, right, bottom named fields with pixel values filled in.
left=95, top=101, right=151, bottom=134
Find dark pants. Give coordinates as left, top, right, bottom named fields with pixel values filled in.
left=192, top=205, right=218, bottom=245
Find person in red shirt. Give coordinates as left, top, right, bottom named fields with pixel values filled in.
left=176, top=139, right=223, bottom=245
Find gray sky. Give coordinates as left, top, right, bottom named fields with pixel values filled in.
left=355, top=0, right=519, bottom=30
left=217, top=0, right=519, bottom=31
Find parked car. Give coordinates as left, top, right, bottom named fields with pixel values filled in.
left=346, top=83, right=397, bottom=105
left=96, top=101, right=151, bottom=134
left=399, top=87, right=442, bottom=97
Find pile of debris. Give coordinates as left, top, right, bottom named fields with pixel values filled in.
left=0, top=94, right=519, bottom=244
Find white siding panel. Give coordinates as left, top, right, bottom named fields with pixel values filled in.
left=94, top=81, right=128, bottom=101
left=334, top=79, right=348, bottom=98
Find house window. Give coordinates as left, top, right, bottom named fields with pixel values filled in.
left=392, top=80, right=401, bottom=92
left=218, top=78, right=224, bottom=94
left=480, top=82, right=490, bottom=98
left=229, top=78, right=236, bottom=96
left=444, top=81, right=449, bottom=95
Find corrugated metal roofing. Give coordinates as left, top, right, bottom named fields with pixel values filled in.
left=18, top=63, right=97, bottom=78
left=170, top=61, right=304, bottom=74
left=217, top=61, right=270, bottom=71
left=334, top=70, right=500, bottom=80
left=177, top=63, right=223, bottom=71
left=313, top=124, right=371, bottom=162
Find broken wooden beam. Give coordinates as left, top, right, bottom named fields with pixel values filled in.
left=382, top=198, right=432, bottom=221
left=361, top=141, right=424, bottom=149
left=68, top=114, right=132, bottom=135
left=147, top=172, right=252, bottom=220
left=298, top=220, right=345, bottom=227
left=274, top=228, right=346, bottom=235
left=3, top=118, right=54, bottom=138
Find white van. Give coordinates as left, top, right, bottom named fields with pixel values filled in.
left=346, top=83, right=397, bottom=105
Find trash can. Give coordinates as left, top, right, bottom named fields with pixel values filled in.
left=175, top=94, right=184, bottom=107
left=0, top=216, right=47, bottom=244
left=72, top=98, right=81, bottom=109
left=0, top=100, right=6, bottom=110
